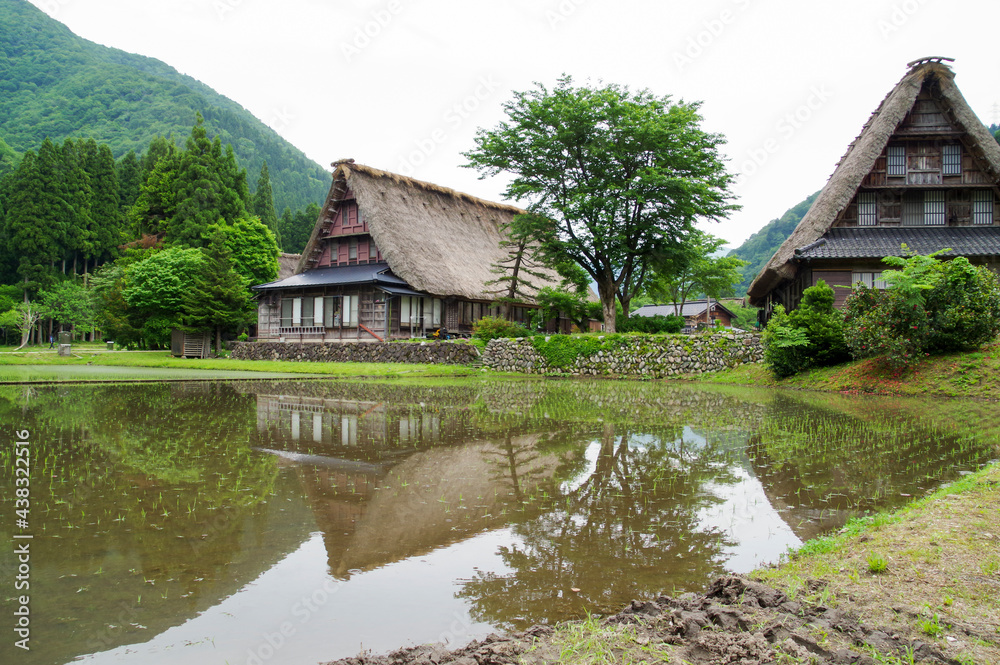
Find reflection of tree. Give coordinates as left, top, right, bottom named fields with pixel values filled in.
left=0, top=382, right=297, bottom=665
left=458, top=422, right=744, bottom=630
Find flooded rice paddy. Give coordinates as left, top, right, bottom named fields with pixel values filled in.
left=1, top=378, right=997, bottom=664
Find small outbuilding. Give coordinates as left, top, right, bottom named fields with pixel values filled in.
left=632, top=300, right=736, bottom=332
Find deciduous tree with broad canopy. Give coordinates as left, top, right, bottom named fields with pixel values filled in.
left=464, top=76, right=738, bottom=332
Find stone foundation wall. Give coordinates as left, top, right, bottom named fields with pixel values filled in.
left=231, top=341, right=480, bottom=365
left=482, top=332, right=763, bottom=377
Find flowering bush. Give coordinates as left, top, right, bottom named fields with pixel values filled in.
left=843, top=253, right=1000, bottom=373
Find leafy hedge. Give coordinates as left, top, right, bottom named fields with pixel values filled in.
left=617, top=314, right=684, bottom=334
left=472, top=315, right=535, bottom=342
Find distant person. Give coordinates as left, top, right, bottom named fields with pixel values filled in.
left=49, top=334, right=54, bottom=349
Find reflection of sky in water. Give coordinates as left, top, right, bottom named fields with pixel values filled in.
left=561, top=425, right=800, bottom=574
left=76, top=530, right=513, bottom=664
left=696, top=467, right=802, bottom=573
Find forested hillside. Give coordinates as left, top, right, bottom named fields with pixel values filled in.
left=0, top=0, right=329, bottom=214
left=727, top=191, right=820, bottom=295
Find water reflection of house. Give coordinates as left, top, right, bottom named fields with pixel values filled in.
left=252, top=393, right=563, bottom=578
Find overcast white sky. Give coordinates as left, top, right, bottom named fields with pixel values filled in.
left=27, top=0, right=1000, bottom=247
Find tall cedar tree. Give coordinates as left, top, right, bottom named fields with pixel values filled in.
left=168, top=114, right=247, bottom=247
left=183, top=231, right=251, bottom=354
left=465, top=76, right=737, bottom=332
left=252, top=162, right=280, bottom=245
left=7, top=141, right=69, bottom=297
left=486, top=216, right=554, bottom=319
left=60, top=139, right=94, bottom=274
left=83, top=140, right=122, bottom=271
left=117, top=150, right=143, bottom=214
left=130, top=143, right=179, bottom=238
left=278, top=202, right=321, bottom=253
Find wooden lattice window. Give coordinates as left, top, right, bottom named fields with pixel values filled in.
left=857, top=192, right=877, bottom=226
left=887, top=145, right=906, bottom=176
left=973, top=190, right=994, bottom=225
left=902, top=191, right=923, bottom=225
left=924, top=191, right=946, bottom=226
left=852, top=271, right=888, bottom=289
left=942, top=144, right=962, bottom=176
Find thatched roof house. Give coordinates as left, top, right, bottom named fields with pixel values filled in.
left=747, top=58, right=1000, bottom=313
left=254, top=160, right=562, bottom=342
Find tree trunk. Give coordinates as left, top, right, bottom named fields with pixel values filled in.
left=216, top=326, right=222, bottom=356
left=598, top=279, right=617, bottom=333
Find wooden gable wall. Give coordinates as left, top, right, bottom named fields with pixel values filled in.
left=314, top=195, right=385, bottom=268
left=832, top=79, right=999, bottom=230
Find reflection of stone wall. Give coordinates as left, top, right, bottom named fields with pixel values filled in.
left=483, top=332, right=763, bottom=376
left=232, top=340, right=480, bottom=365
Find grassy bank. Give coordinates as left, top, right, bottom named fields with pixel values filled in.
left=526, top=462, right=1000, bottom=664
left=751, top=462, right=1000, bottom=664
left=0, top=347, right=478, bottom=381
left=689, top=341, right=1000, bottom=401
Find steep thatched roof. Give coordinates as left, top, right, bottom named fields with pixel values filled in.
left=277, top=253, right=300, bottom=280
left=747, top=59, right=1000, bottom=306
left=297, top=160, right=560, bottom=301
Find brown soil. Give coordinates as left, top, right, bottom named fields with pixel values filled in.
left=324, top=469, right=1000, bottom=665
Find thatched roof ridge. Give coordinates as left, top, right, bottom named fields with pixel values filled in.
left=338, top=161, right=525, bottom=215
left=747, top=60, right=1000, bottom=306
left=298, top=160, right=559, bottom=301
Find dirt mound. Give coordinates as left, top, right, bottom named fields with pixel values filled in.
left=324, top=576, right=960, bottom=665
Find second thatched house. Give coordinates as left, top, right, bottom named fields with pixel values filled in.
left=747, top=58, right=1000, bottom=317
left=253, top=160, right=563, bottom=341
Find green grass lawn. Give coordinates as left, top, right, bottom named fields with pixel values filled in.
left=0, top=346, right=479, bottom=382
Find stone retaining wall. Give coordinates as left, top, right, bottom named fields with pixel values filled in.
left=231, top=341, right=480, bottom=365
left=482, top=332, right=763, bottom=377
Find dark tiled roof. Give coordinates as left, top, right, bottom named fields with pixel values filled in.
left=252, top=263, right=420, bottom=292
left=794, top=227, right=1000, bottom=260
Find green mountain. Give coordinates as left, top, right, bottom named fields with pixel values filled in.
left=727, top=190, right=820, bottom=296
left=0, top=0, right=329, bottom=214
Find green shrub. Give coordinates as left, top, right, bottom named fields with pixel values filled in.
left=618, top=314, right=684, bottom=334
left=472, top=315, right=534, bottom=342
left=762, top=281, right=849, bottom=378
left=761, top=305, right=811, bottom=378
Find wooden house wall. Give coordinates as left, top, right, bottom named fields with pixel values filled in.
left=255, top=289, right=518, bottom=342
left=834, top=187, right=998, bottom=228
left=811, top=269, right=853, bottom=309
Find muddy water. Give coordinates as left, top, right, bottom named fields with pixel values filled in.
left=0, top=379, right=996, bottom=665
